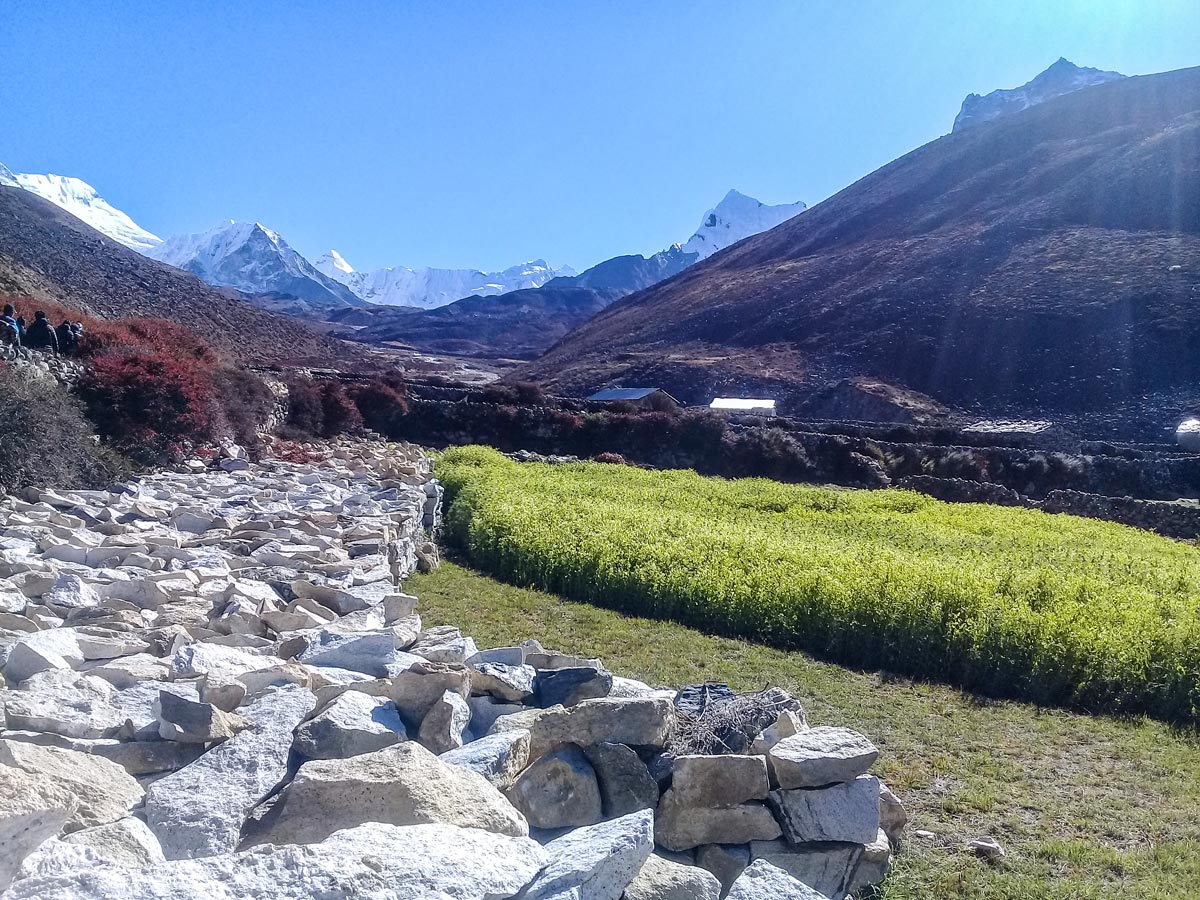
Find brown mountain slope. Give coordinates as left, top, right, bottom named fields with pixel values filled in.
left=0, top=185, right=361, bottom=365
left=522, top=67, right=1200, bottom=425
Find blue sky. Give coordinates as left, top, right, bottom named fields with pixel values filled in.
left=3, top=0, right=1197, bottom=272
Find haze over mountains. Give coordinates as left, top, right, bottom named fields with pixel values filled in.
left=523, top=66, right=1200, bottom=426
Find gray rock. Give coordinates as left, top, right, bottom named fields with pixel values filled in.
left=0, top=764, right=73, bottom=891
left=695, top=843, right=750, bottom=895
left=471, top=662, right=537, bottom=702
left=508, top=743, right=603, bottom=830
left=156, top=691, right=249, bottom=743
left=726, top=859, right=827, bottom=900
left=768, top=775, right=881, bottom=844
left=848, top=829, right=893, bottom=893
left=6, top=822, right=549, bottom=900
left=519, top=809, right=654, bottom=900
left=749, top=709, right=808, bottom=755
left=440, top=729, right=530, bottom=790
left=749, top=839, right=863, bottom=898
left=767, top=726, right=878, bottom=789
left=624, top=852, right=722, bottom=900
left=0, top=740, right=143, bottom=830
left=468, top=695, right=525, bottom=735
left=144, top=683, right=316, bottom=859
left=879, top=782, right=907, bottom=845
left=584, top=741, right=659, bottom=817
left=389, top=660, right=471, bottom=726
left=19, top=817, right=165, bottom=879
left=249, top=741, right=529, bottom=846
left=491, top=697, right=673, bottom=761
left=2, top=670, right=124, bottom=739
left=410, top=626, right=478, bottom=664
left=672, top=754, right=769, bottom=808
left=296, top=629, right=396, bottom=677
left=418, top=689, right=470, bottom=753
left=535, top=665, right=614, bottom=707
left=293, top=691, right=407, bottom=759
left=655, top=789, right=782, bottom=852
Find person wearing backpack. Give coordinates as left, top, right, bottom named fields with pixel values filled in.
left=23, top=310, right=59, bottom=354
left=0, top=304, right=21, bottom=346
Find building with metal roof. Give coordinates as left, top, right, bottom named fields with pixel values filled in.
left=585, top=387, right=680, bottom=407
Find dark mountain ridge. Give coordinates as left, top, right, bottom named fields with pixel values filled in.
left=521, top=66, right=1200, bottom=431
left=0, top=185, right=357, bottom=365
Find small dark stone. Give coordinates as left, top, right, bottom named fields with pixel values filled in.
left=535, top=666, right=613, bottom=707
left=584, top=742, right=659, bottom=817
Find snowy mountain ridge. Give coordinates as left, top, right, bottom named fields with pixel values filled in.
left=314, top=252, right=575, bottom=309
left=953, top=58, right=1125, bottom=132
left=680, top=189, right=807, bottom=260
left=145, top=220, right=362, bottom=309
left=0, top=163, right=163, bottom=252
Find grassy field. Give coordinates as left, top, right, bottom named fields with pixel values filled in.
left=411, top=561, right=1200, bottom=900
left=438, top=446, right=1200, bottom=722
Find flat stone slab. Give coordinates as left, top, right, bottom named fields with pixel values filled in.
left=672, top=753, right=769, bottom=808
left=768, top=775, right=881, bottom=844
left=768, top=726, right=878, bottom=789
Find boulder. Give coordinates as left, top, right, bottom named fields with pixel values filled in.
left=0, top=740, right=143, bottom=830
left=440, top=729, right=530, bottom=790
left=671, top=754, right=770, bottom=808
left=767, top=726, right=878, bottom=789
left=624, top=852, right=723, bottom=900
left=584, top=741, right=659, bottom=817
left=491, top=697, right=673, bottom=761
left=695, top=843, right=751, bottom=894
left=293, top=691, right=407, bottom=759
left=18, top=817, right=165, bottom=879
left=156, top=691, right=249, bottom=743
left=848, top=829, right=893, bottom=894
left=508, top=743, right=603, bottom=830
left=535, top=665, right=614, bottom=707
left=6, top=822, right=549, bottom=900
left=409, top=626, right=478, bottom=664
left=471, top=662, right=537, bottom=702
left=519, top=809, right=654, bottom=900
left=879, top=782, right=907, bottom=845
left=389, top=660, right=471, bottom=726
left=0, top=764, right=74, bottom=891
left=726, top=859, right=827, bottom=900
left=749, top=839, right=863, bottom=898
left=768, top=775, right=881, bottom=844
left=249, top=741, right=529, bottom=846
left=655, top=789, right=782, bottom=852
left=2, top=670, right=124, bottom=739
left=144, top=683, right=316, bottom=859
left=417, top=689, right=470, bottom=753
left=296, top=629, right=397, bottom=677
left=468, top=695, right=525, bottom=734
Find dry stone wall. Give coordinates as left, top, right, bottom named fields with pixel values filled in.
left=0, top=441, right=901, bottom=900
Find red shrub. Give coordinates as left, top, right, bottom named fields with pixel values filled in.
left=349, top=373, right=410, bottom=436
left=320, top=380, right=362, bottom=436
left=78, top=351, right=218, bottom=460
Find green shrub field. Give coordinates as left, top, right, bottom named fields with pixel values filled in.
left=438, top=446, right=1200, bottom=723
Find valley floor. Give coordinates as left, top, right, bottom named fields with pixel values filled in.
left=411, top=561, right=1200, bottom=900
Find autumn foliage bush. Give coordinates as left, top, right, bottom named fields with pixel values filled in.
left=282, top=375, right=364, bottom=439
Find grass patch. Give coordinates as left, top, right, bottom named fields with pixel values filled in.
left=410, top=560, right=1200, bottom=900
left=437, top=446, right=1200, bottom=722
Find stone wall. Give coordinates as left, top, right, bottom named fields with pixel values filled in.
left=0, top=442, right=900, bottom=900
left=1039, top=490, right=1200, bottom=539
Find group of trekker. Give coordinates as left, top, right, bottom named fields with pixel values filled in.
left=0, top=304, right=84, bottom=356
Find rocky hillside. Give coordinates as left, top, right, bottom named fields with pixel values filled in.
left=0, top=186, right=360, bottom=365
left=522, top=67, right=1200, bottom=429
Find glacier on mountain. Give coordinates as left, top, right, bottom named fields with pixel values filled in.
left=680, top=189, right=807, bottom=260
left=953, top=58, right=1124, bottom=132
left=0, top=163, right=163, bottom=251
left=145, top=220, right=361, bottom=308
left=314, top=252, right=575, bottom=309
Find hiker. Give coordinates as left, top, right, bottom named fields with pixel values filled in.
left=56, top=319, right=79, bottom=354
left=0, top=304, right=21, bottom=345
left=23, top=310, right=59, bottom=354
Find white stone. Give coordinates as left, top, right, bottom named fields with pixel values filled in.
left=625, top=852, right=723, bottom=900
left=0, top=764, right=73, bottom=892
left=144, top=684, right=316, bottom=859
left=0, top=740, right=143, bottom=830
left=519, top=809, right=655, bottom=900
left=418, top=688, right=470, bottom=753
left=440, top=729, right=531, bottom=790
left=6, top=822, right=550, bottom=900
left=767, top=726, right=878, bottom=789
left=293, top=691, right=407, bottom=759
left=726, top=859, right=827, bottom=900
left=248, top=741, right=529, bottom=846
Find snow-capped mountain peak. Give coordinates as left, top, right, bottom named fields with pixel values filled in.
left=145, top=220, right=362, bottom=309
left=314, top=254, right=577, bottom=309
left=315, top=249, right=356, bottom=280
left=953, top=58, right=1125, bottom=132
left=680, top=189, right=807, bottom=259
left=0, top=163, right=162, bottom=251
